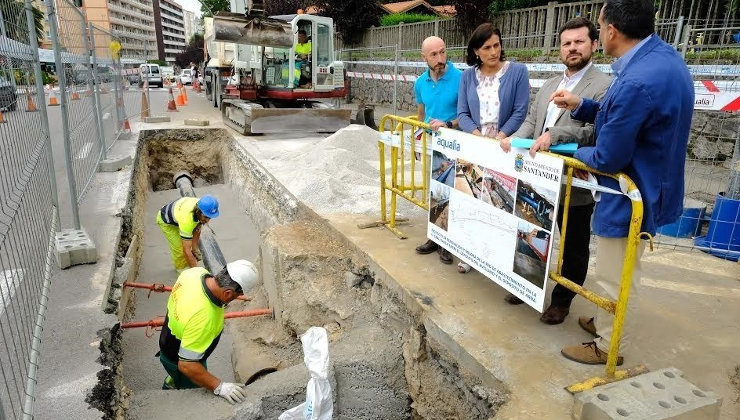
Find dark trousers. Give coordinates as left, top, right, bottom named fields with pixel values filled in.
left=159, top=352, right=207, bottom=390
left=552, top=203, right=594, bottom=307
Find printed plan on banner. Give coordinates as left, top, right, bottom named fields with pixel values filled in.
left=428, top=128, right=564, bottom=311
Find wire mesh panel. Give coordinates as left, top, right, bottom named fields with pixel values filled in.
left=0, top=0, right=58, bottom=417
left=54, top=0, right=102, bottom=202
left=654, top=24, right=740, bottom=262
left=90, top=24, right=121, bottom=152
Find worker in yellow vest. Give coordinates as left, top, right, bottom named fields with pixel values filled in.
left=156, top=195, right=220, bottom=272
left=295, top=29, right=312, bottom=88
left=159, top=260, right=259, bottom=403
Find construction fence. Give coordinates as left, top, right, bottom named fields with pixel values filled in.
left=339, top=20, right=740, bottom=261
left=0, top=0, right=141, bottom=417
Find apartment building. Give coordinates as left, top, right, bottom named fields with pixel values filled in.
left=79, top=0, right=158, bottom=61
left=182, top=9, right=201, bottom=43
left=152, top=0, right=187, bottom=65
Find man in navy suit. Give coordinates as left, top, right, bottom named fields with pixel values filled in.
left=551, top=0, right=694, bottom=365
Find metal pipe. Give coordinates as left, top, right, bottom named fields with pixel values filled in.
left=173, top=171, right=227, bottom=274
left=123, top=282, right=251, bottom=301
left=120, top=309, right=273, bottom=329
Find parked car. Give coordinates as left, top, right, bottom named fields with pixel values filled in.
left=139, top=63, right=163, bottom=88
left=0, top=78, right=17, bottom=111
left=178, top=69, right=193, bottom=85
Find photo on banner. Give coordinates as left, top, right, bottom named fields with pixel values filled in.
left=427, top=129, right=564, bottom=311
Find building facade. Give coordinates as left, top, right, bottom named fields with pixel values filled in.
left=152, top=0, right=186, bottom=65
left=77, top=0, right=158, bottom=61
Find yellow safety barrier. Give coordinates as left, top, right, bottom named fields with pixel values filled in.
left=359, top=114, right=431, bottom=238
left=367, top=114, right=653, bottom=392
left=551, top=155, right=653, bottom=393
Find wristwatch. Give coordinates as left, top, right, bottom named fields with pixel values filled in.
left=445, top=121, right=453, bottom=128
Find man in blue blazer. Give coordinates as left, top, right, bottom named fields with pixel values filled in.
left=551, top=0, right=694, bottom=365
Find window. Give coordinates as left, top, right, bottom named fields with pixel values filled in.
left=316, top=23, right=331, bottom=66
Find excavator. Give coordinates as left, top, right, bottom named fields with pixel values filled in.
left=206, top=0, right=373, bottom=134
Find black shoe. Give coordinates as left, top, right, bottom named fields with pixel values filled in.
left=415, top=239, right=439, bottom=255
left=438, top=248, right=453, bottom=264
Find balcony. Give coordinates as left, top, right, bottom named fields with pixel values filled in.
left=109, top=16, right=153, bottom=32
left=116, top=0, right=154, bottom=14
left=107, top=3, right=154, bottom=23
left=111, top=28, right=155, bottom=42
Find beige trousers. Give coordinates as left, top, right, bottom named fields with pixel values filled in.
left=592, top=236, right=646, bottom=353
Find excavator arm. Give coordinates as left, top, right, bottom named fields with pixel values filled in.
left=211, top=0, right=293, bottom=47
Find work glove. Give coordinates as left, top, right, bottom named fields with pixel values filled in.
left=214, top=381, right=247, bottom=404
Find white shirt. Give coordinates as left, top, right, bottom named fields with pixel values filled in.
left=476, top=61, right=509, bottom=137
left=541, top=62, right=592, bottom=135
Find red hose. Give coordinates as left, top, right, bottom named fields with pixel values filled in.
left=121, top=308, right=273, bottom=329
left=123, top=282, right=251, bottom=301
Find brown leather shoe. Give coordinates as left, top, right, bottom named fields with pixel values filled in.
left=415, top=239, right=439, bottom=255
left=578, top=316, right=598, bottom=337
left=438, top=248, right=453, bottom=264
left=504, top=293, right=524, bottom=305
left=561, top=341, right=623, bottom=365
left=539, top=305, right=569, bottom=325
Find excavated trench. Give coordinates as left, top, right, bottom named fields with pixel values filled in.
left=93, top=128, right=507, bottom=420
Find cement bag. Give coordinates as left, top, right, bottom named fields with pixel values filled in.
left=278, top=327, right=332, bottom=420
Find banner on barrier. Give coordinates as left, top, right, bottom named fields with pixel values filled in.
left=378, top=129, right=433, bottom=155
left=427, top=128, right=564, bottom=311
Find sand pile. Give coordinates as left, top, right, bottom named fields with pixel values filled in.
left=263, top=125, right=426, bottom=217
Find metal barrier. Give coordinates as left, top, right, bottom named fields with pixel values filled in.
left=0, top=0, right=60, bottom=417
left=371, top=114, right=651, bottom=392
left=89, top=24, right=121, bottom=154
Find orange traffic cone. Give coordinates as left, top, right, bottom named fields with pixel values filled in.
left=48, top=89, right=60, bottom=106
left=70, top=89, right=81, bottom=100
left=164, top=79, right=170, bottom=87
left=141, top=90, right=150, bottom=118
left=176, top=87, right=186, bottom=106
left=121, top=118, right=131, bottom=132
left=194, top=80, right=202, bottom=93
left=0, top=110, right=6, bottom=124
left=182, top=84, right=188, bottom=102
left=166, top=87, right=178, bottom=112
left=25, top=88, right=37, bottom=112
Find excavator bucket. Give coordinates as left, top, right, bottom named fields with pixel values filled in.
left=222, top=100, right=352, bottom=135
left=212, top=12, right=293, bottom=48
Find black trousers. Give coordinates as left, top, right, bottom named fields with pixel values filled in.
left=551, top=202, right=595, bottom=307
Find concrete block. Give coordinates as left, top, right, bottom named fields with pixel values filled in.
left=184, top=118, right=210, bottom=126
left=144, top=116, right=171, bottom=123
left=55, top=229, right=97, bottom=269
left=98, top=155, right=132, bottom=172
left=573, top=367, right=721, bottom=420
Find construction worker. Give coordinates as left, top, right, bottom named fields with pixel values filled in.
left=156, top=195, right=220, bottom=272
left=295, top=29, right=312, bottom=87
left=158, top=260, right=259, bottom=404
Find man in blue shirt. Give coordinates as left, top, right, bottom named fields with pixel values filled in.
left=551, top=0, right=693, bottom=365
left=414, top=36, right=462, bottom=264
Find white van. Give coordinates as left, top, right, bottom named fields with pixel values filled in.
left=139, top=63, right=163, bottom=87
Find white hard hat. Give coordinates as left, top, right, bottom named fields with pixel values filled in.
left=226, top=260, right=259, bottom=293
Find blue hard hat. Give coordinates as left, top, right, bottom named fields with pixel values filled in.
left=197, top=195, right=220, bottom=219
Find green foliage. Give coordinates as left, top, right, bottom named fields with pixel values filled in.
left=41, top=71, right=55, bottom=86
left=200, top=0, right=230, bottom=17
left=685, top=48, right=740, bottom=63
left=265, top=0, right=307, bottom=15
left=176, top=34, right=205, bottom=68
left=147, top=59, right=168, bottom=66
left=0, top=1, right=44, bottom=44
left=314, top=0, right=381, bottom=45
left=380, top=13, right=438, bottom=26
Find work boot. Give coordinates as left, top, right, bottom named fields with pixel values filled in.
left=415, top=239, right=439, bottom=255
left=162, top=375, right=176, bottom=390
left=578, top=316, right=598, bottom=337
left=539, top=305, right=570, bottom=325
left=504, top=293, right=524, bottom=305
left=561, top=341, right=623, bottom=365
left=438, top=248, right=453, bottom=265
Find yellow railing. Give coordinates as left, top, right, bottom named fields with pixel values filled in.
left=367, top=114, right=654, bottom=393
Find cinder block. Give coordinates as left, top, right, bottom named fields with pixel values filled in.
left=98, top=155, right=132, bottom=172
left=144, top=116, right=171, bottom=123
left=55, top=229, right=97, bottom=269
left=184, top=118, right=210, bottom=126
left=573, top=368, right=721, bottom=420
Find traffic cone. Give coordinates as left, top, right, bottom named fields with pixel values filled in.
left=194, top=80, right=202, bottom=93
left=84, top=88, right=93, bottom=97
left=176, top=86, right=186, bottom=106
left=70, top=89, right=81, bottom=101
left=166, top=86, right=178, bottom=112
left=48, top=89, right=60, bottom=106
left=25, top=88, right=37, bottom=112
left=141, top=90, right=150, bottom=118
left=182, top=84, right=188, bottom=102
left=121, top=118, right=131, bottom=132
left=0, top=110, right=6, bottom=124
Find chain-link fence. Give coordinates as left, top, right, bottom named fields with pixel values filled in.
left=0, top=0, right=59, bottom=417
left=653, top=24, right=740, bottom=261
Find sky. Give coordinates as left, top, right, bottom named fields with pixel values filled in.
left=178, top=0, right=202, bottom=16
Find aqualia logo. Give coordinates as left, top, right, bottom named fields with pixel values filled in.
left=514, top=153, right=525, bottom=172
left=436, top=137, right=461, bottom=151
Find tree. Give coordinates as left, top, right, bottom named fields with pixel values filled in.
left=1, top=1, right=44, bottom=44
left=265, top=0, right=307, bottom=15
left=200, top=0, right=230, bottom=17
left=175, top=33, right=205, bottom=68
left=450, top=0, right=492, bottom=37
left=314, top=0, right=382, bottom=45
